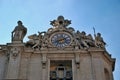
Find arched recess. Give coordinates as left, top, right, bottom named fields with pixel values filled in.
left=104, top=68, right=110, bottom=80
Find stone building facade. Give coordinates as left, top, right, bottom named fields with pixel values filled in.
left=0, top=16, right=115, bottom=80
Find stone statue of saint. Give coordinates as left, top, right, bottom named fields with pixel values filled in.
left=95, top=33, right=106, bottom=48
left=12, top=21, right=27, bottom=42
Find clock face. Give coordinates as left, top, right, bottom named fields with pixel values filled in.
left=51, top=33, right=72, bottom=48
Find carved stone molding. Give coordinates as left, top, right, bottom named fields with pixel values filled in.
left=41, top=53, right=47, bottom=69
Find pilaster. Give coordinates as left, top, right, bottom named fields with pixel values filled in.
left=5, top=43, right=24, bottom=79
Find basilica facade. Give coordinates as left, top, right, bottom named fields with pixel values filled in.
left=0, top=16, right=115, bottom=80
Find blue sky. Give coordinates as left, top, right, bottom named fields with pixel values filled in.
left=0, top=0, right=120, bottom=80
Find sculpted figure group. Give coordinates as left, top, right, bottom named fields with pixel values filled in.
left=25, top=28, right=106, bottom=50
left=26, top=31, right=47, bottom=49
left=11, top=19, right=106, bottom=50
left=74, top=30, right=106, bottom=49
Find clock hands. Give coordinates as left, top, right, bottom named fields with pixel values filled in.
left=51, top=33, right=71, bottom=48
left=58, top=38, right=65, bottom=43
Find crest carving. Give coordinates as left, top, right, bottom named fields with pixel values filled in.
left=10, top=47, right=20, bottom=59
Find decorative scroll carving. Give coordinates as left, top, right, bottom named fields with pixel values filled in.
left=26, top=31, right=47, bottom=49
left=50, top=16, right=71, bottom=28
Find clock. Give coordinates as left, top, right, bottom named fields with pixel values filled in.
left=51, top=32, right=72, bottom=48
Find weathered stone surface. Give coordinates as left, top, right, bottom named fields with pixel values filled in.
left=0, top=16, right=115, bottom=80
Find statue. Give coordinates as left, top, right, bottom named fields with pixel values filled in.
left=85, top=34, right=95, bottom=47
left=94, top=33, right=106, bottom=48
left=80, top=31, right=89, bottom=49
left=93, top=27, right=106, bottom=48
left=26, top=31, right=47, bottom=49
left=12, top=21, right=27, bottom=42
left=74, top=31, right=82, bottom=49
left=26, top=33, right=41, bottom=49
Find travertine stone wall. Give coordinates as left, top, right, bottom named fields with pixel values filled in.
left=0, top=52, right=7, bottom=79
left=0, top=46, right=115, bottom=80
left=5, top=46, right=22, bottom=79
left=19, top=53, right=31, bottom=79
left=79, top=53, right=93, bottom=80
left=0, top=16, right=115, bottom=80
left=27, top=53, right=42, bottom=80
left=91, top=52, right=104, bottom=80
